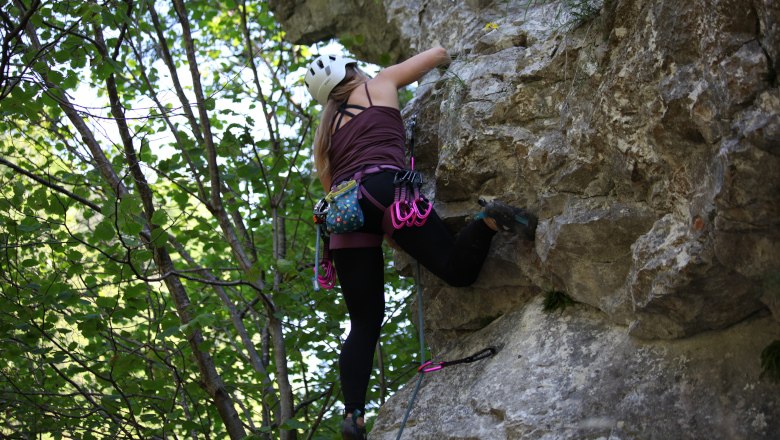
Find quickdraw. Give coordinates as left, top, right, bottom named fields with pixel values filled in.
left=417, top=347, right=497, bottom=373
left=395, top=261, right=498, bottom=440
left=389, top=116, right=433, bottom=230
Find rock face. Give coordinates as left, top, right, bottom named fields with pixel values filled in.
left=273, top=0, right=780, bottom=438
left=373, top=299, right=779, bottom=440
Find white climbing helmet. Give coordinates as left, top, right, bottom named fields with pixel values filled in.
left=304, top=54, right=357, bottom=106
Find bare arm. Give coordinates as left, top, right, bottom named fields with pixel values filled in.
left=377, top=46, right=450, bottom=88
left=366, top=47, right=450, bottom=108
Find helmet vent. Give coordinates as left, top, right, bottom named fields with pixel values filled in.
left=329, top=55, right=336, bottom=60
left=317, top=59, right=324, bottom=69
left=325, top=66, right=331, bottom=75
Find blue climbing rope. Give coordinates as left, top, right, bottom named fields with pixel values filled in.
left=395, top=261, right=426, bottom=440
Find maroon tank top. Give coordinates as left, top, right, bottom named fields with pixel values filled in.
left=328, top=84, right=406, bottom=187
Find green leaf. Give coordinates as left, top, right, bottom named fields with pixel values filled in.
left=150, top=210, right=168, bottom=226
left=140, top=413, right=158, bottom=423
left=95, top=296, right=116, bottom=309
left=237, top=164, right=260, bottom=179
left=77, top=314, right=103, bottom=337
left=95, top=58, right=116, bottom=80
left=280, top=419, right=308, bottom=430
left=159, top=325, right=180, bottom=339
left=122, top=219, right=143, bottom=236
left=197, top=340, right=214, bottom=353
left=94, top=221, right=115, bottom=241
left=150, top=227, right=167, bottom=247
left=18, top=217, right=41, bottom=233
left=118, top=195, right=141, bottom=215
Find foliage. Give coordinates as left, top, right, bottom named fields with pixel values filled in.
left=0, top=1, right=418, bottom=439
left=760, top=340, right=780, bottom=383
left=542, top=290, right=576, bottom=313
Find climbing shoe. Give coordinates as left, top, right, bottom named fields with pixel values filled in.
left=341, top=410, right=367, bottom=440
left=478, top=198, right=537, bottom=240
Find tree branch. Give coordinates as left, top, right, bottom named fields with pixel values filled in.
left=0, top=156, right=101, bottom=211
left=0, top=0, right=41, bottom=97
left=92, top=15, right=248, bottom=440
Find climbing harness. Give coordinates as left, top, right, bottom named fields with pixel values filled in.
left=312, top=162, right=402, bottom=290
left=395, top=261, right=497, bottom=440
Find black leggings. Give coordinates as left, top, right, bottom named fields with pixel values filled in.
left=331, top=171, right=496, bottom=415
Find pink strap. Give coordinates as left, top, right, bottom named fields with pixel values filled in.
left=360, top=185, right=385, bottom=211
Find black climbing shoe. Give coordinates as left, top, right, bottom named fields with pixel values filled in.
left=479, top=198, right=537, bottom=240
left=341, top=410, right=367, bottom=440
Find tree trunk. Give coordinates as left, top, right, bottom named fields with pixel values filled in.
left=15, top=5, right=248, bottom=436
left=169, top=1, right=297, bottom=436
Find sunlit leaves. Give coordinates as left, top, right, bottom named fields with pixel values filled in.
left=0, top=0, right=420, bottom=438
left=94, top=220, right=115, bottom=241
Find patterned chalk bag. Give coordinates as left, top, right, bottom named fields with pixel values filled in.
left=325, top=180, right=364, bottom=234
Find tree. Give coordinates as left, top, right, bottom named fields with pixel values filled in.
left=0, top=1, right=417, bottom=439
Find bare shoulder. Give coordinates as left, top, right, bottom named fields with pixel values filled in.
left=365, top=77, right=400, bottom=108
left=352, top=47, right=449, bottom=109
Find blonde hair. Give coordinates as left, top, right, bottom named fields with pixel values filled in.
left=313, top=65, right=370, bottom=190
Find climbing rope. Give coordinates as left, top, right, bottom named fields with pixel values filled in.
left=395, top=262, right=497, bottom=439
left=393, top=115, right=497, bottom=438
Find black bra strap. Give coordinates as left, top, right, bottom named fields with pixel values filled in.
left=337, top=103, right=367, bottom=117
left=364, top=82, right=373, bottom=106
left=333, top=84, right=373, bottom=131
left=334, top=103, right=367, bottom=131
left=334, top=111, right=346, bottom=132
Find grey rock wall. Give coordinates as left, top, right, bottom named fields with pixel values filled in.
left=372, top=298, right=779, bottom=440
left=273, top=0, right=780, bottom=438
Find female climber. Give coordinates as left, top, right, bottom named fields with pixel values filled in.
left=304, top=46, right=537, bottom=440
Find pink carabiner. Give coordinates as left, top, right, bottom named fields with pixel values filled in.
left=418, top=360, right=443, bottom=373
left=317, top=260, right=336, bottom=289
left=405, top=209, right=418, bottom=227
left=411, top=197, right=432, bottom=226
left=392, top=201, right=414, bottom=229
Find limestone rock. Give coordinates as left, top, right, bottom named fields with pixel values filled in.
left=370, top=298, right=780, bottom=440
left=271, top=0, right=780, bottom=437
left=267, top=0, right=409, bottom=65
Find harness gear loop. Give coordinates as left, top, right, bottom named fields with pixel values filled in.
left=390, top=116, right=434, bottom=231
